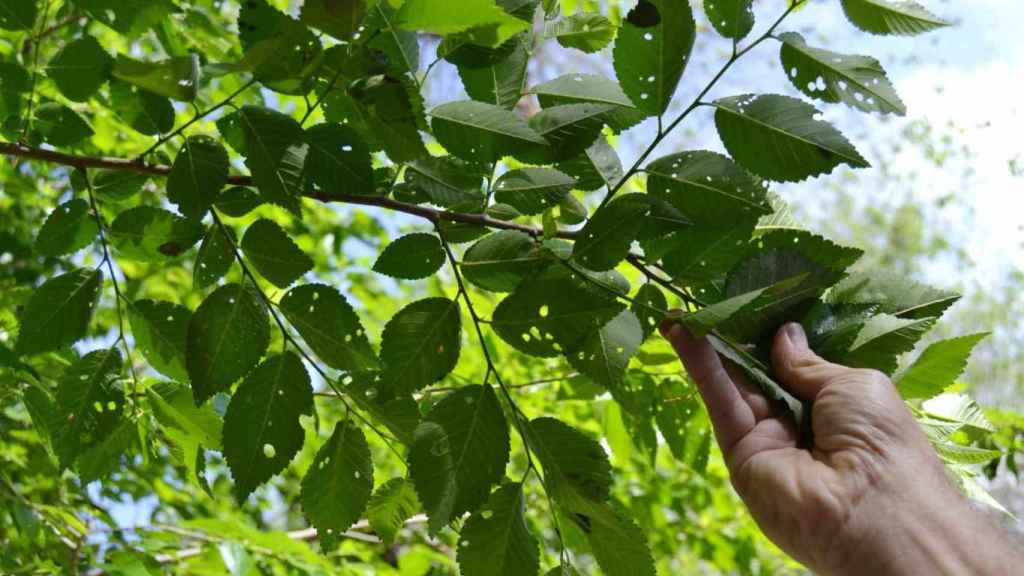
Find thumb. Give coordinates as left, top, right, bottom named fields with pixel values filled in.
left=771, top=323, right=859, bottom=401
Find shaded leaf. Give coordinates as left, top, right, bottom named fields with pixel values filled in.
left=280, top=284, right=378, bottom=372
left=572, top=194, right=654, bottom=271
left=545, top=13, right=616, bottom=53
left=46, top=35, right=112, bottom=102
left=111, top=54, right=200, bottom=101
left=493, top=168, right=575, bottom=216
left=705, top=0, right=755, bottom=40
left=15, top=268, right=102, bottom=356
left=300, top=420, right=373, bottom=541
left=304, top=122, right=374, bottom=196
left=33, top=103, right=93, bottom=146
left=35, top=199, right=98, bottom=257
left=301, top=0, right=366, bottom=40
left=109, top=80, right=175, bottom=135
left=193, top=224, right=235, bottom=290
left=459, top=34, right=529, bottom=109
left=109, top=206, right=204, bottom=261
left=457, top=482, right=540, bottom=576
left=167, top=136, right=229, bottom=220
left=568, top=310, right=643, bottom=394
left=613, top=0, right=695, bottom=116
left=240, top=219, right=314, bottom=288
left=404, top=156, right=484, bottom=207
left=840, top=0, right=949, bottom=36
left=237, top=105, right=306, bottom=214
left=462, top=230, right=542, bottom=293
left=838, top=313, right=936, bottom=374
left=53, top=348, right=123, bottom=469
left=367, top=477, right=421, bottom=545
left=128, top=300, right=191, bottom=382
left=379, top=298, right=462, bottom=395
left=430, top=100, right=547, bottom=163
left=373, top=233, right=445, bottom=280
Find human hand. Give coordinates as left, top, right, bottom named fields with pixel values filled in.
left=660, top=320, right=1020, bottom=575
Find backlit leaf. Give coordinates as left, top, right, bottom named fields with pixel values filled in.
left=128, top=299, right=191, bottom=382
left=34, top=199, right=98, bottom=257
left=279, top=284, right=378, bottom=372
left=109, top=206, right=204, bottom=261
left=167, top=136, right=229, bottom=220
left=896, top=333, right=989, bottom=399
left=193, top=224, right=235, bottom=290
left=53, top=348, right=123, bottom=469
left=840, top=0, right=949, bottom=36
left=457, top=482, right=539, bottom=576
left=430, top=100, right=548, bottom=163
left=705, top=0, right=754, bottom=40
left=373, top=233, right=446, bottom=280
left=240, top=219, right=314, bottom=288
left=15, top=268, right=102, bottom=356
left=493, top=168, right=575, bottom=216
left=379, top=298, right=462, bottom=395
left=367, top=477, right=421, bottom=545
left=300, top=420, right=373, bottom=542
left=46, top=35, right=112, bottom=102
left=462, top=230, right=542, bottom=293
left=545, top=13, right=616, bottom=53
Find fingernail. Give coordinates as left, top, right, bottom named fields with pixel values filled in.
left=783, top=322, right=808, bottom=349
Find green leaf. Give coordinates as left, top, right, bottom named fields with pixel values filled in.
left=0, top=61, right=29, bottom=118
left=493, top=168, right=575, bottom=216
left=53, top=348, right=124, bottom=469
left=373, top=233, right=446, bottom=280
left=921, top=393, right=995, bottom=433
left=240, top=219, right=314, bottom=288
left=237, top=105, right=306, bottom=214
left=779, top=32, right=905, bottom=115
left=109, top=206, right=204, bottom=261
left=677, top=287, right=769, bottom=338
left=528, top=417, right=612, bottom=501
left=379, top=298, right=462, bottom=395
left=613, top=0, right=696, bottom=116
left=397, top=0, right=529, bottom=47
left=568, top=310, right=643, bottom=394
left=15, top=268, right=102, bottom=356
left=367, top=477, right=421, bottom=545
left=216, top=187, right=264, bottom=217
left=35, top=199, right=98, bottom=257
left=148, top=381, right=222, bottom=450
left=457, top=482, right=540, bottom=576
left=895, top=334, right=988, bottom=399
left=186, top=283, right=270, bottom=404
left=839, top=314, right=936, bottom=374
left=33, top=103, right=93, bottom=146
left=645, top=150, right=770, bottom=281
left=708, top=334, right=805, bottom=421
left=829, top=271, right=960, bottom=319
left=74, top=0, right=177, bottom=36
left=840, top=0, right=949, bottom=36
left=458, top=35, right=529, bottom=109
left=713, top=94, right=870, bottom=182
left=493, top=266, right=626, bottom=357
left=0, top=0, right=37, bottom=30
left=46, top=35, right=112, bottom=102
left=404, top=156, right=485, bottom=207
left=430, top=100, right=548, bottom=163
left=462, top=230, right=542, bottom=293
left=194, top=225, right=235, bottom=290
left=408, top=385, right=510, bottom=532
left=572, top=194, right=654, bottom=271
left=705, top=0, right=754, bottom=40
left=279, top=284, right=378, bottom=372
left=167, top=136, right=230, bottom=220
left=300, top=0, right=366, bottom=40
left=109, top=80, right=175, bottom=135
left=91, top=170, right=148, bottom=202
left=345, top=372, right=421, bottom=444
left=239, top=0, right=323, bottom=92
left=128, top=299, right=191, bottom=382
left=304, top=123, right=374, bottom=196
left=545, top=13, right=616, bottom=53
left=366, top=2, right=420, bottom=76
left=76, top=419, right=137, bottom=483
left=654, top=378, right=712, bottom=470
left=557, top=136, right=624, bottom=192
left=523, top=103, right=614, bottom=163
left=632, top=284, right=667, bottom=339
left=223, top=352, right=314, bottom=501
left=111, top=55, right=200, bottom=101
left=300, top=420, right=373, bottom=542
left=530, top=73, right=635, bottom=109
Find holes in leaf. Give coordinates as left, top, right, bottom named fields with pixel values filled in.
left=263, top=443, right=276, bottom=458
left=627, top=0, right=661, bottom=27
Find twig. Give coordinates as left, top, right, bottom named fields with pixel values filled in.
left=598, top=0, right=806, bottom=209
left=19, top=0, right=53, bottom=141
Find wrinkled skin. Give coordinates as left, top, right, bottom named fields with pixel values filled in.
left=661, top=321, right=1021, bottom=575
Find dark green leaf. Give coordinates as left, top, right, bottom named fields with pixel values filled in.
left=654, top=378, right=711, bottom=470
left=53, top=348, right=123, bottom=469
left=705, top=0, right=754, bottom=40
left=193, top=225, right=235, bottom=290
left=568, top=310, right=643, bottom=393
left=215, top=187, right=264, bottom=217
left=373, top=233, right=445, bottom=280
left=74, top=0, right=177, bottom=36
left=493, top=266, right=626, bottom=357
left=545, top=13, right=616, bottom=53
left=186, top=283, right=270, bottom=404
left=167, top=136, right=229, bottom=219
left=613, top=0, right=696, bottom=115
left=430, top=100, right=548, bottom=163
left=111, top=54, right=199, bottom=101
left=530, top=73, right=635, bottom=109
left=345, top=372, right=421, bottom=444
left=528, top=417, right=612, bottom=501
left=280, top=284, right=378, bottom=372
left=0, top=0, right=37, bottom=30
left=459, top=35, right=529, bottom=109
left=301, top=0, right=366, bottom=40
left=493, top=168, right=575, bottom=216
left=239, top=0, right=323, bottom=92
left=366, top=2, right=420, bottom=76
left=223, top=352, right=314, bottom=500
left=91, top=170, right=148, bottom=202
left=408, top=385, right=510, bottom=532
left=557, top=136, right=624, bottom=192
left=240, top=219, right=314, bottom=288
left=708, top=334, right=805, bottom=420
left=457, top=482, right=540, bottom=576
left=676, top=286, right=768, bottom=338
left=779, top=32, right=905, bottom=115
left=76, top=419, right=137, bottom=482
left=35, top=199, right=98, bottom=257
left=573, top=194, right=653, bottom=271
left=34, top=103, right=93, bottom=146
left=713, top=94, right=870, bottom=182
left=128, top=299, right=191, bottom=382
left=896, top=333, right=988, bottom=399
left=300, top=420, right=373, bottom=540
left=837, top=314, right=936, bottom=374
left=523, top=103, right=614, bottom=163
left=840, top=0, right=949, bottom=36
left=109, top=206, right=204, bottom=261
left=46, top=35, right=112, bottom=102
left=237, top=105, right=306, bottom=214
left=15, top=268, right=102, bottom=356
left=462, top=230, right=542, bottom=293
left=109, top=80, right=175, bottom=135
left=632, top=284, right=667, bottom=339
left=367, top=477, right=421, bottom=545
left=404, top=156, right=484, bottom=207
left=304, top=123, right=374, bottom=196
left=379, top=297, right=462, bottom=395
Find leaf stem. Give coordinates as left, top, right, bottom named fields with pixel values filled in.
left=136, top=78, right=258, bottom=160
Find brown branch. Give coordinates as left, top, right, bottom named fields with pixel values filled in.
left=0, top=141, right=578, bottom=239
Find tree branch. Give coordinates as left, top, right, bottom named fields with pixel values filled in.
left=0, top=141, right=578, bottom=239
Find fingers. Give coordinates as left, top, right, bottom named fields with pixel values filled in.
left=771, top=323, right=857, bottom=401
left=660, top=321, right=756, bottom=452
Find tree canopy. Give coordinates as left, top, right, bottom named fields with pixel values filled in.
left=0, top=0, right=1021, bottom=574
